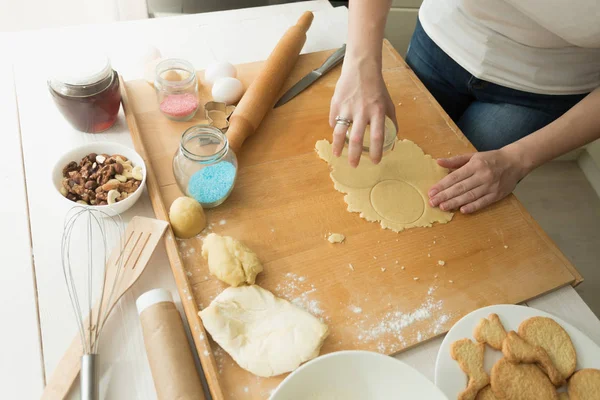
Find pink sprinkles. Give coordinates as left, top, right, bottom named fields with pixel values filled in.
left=159, top=93, right=199, bottom=117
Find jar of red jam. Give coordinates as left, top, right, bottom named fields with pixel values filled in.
left=48, top=54, right=121, bottom=133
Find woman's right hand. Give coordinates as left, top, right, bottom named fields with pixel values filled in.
left=329, top=57, right=397, bottom=167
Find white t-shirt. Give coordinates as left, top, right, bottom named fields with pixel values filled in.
left=418, top=0, right=600, bottom=95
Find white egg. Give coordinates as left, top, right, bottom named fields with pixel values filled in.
left=204, top=61, right=237, bottom=86
left=212, top=77, right=244, bottom=105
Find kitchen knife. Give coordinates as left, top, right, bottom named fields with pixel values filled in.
left=274, top=44, right=346, bottom=108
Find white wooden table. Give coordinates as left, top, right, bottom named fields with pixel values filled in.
left=2, top=2, right=599, bottom=399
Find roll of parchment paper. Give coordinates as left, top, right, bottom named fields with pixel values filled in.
left=137, top=289, right=205, bottom=400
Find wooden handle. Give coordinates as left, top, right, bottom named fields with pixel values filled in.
left=227, top=11, right=314, bottom=154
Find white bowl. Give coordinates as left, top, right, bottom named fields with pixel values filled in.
left=52, top=142, right=147, bottom=215
left=270, top=351, right=448, bottom=400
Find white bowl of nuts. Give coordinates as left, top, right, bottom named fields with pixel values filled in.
left=52, top=142, right=147, bottom=215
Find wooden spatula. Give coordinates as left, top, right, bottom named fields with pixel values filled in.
left=41, top=216, right=168, bottom=400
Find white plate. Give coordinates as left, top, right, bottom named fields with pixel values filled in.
left=271, top=350, right=448, bottom=400
left=435, top=304, right=600, bottom=398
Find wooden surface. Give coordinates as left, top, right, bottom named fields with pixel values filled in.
left=122, top=41, right=583, bottom=398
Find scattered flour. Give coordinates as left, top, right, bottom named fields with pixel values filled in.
left=274, top=273, right=324, bottom=318
left=219, top=219, right=227, bottom=225
left=349, top=305, right=363, bottom=314
left=354, top=286, right=451, bottom=353
left=199, top=333, right=205, bottom=340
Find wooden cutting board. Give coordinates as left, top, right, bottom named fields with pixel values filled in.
left=121, top=41, right=582, bottom=400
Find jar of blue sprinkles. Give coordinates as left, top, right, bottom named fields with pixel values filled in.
left=173, top=125, right=238, bottom=208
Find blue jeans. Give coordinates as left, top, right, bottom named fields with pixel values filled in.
left=405, top=19, right=587, bottom=151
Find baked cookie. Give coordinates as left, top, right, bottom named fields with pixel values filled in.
left=474, top=313, right=507, bottom=350
left=518, top=317, right=577, bottom=381
left=491, top=358, right=558, bottom=400
left=475, top=385, right=498, bottom=400
left=451, top=338, right=490, bottom=400
left=568, top=369, right=600, bottom=400
left=502, top=331, right=564, bottom=386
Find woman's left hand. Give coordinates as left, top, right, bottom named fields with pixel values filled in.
left=428, top=148, right=529, bottom=214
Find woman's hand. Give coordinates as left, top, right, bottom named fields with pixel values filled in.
left=428, top=148, right=529, bottom=214
left=329, top=59, right=397, bottom=167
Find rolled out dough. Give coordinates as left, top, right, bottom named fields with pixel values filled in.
left=199, top=285, right=328, bottom=377
left=315, top=139, right=453, bottom=232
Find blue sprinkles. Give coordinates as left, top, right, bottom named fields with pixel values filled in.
left=188, top=161, right=236, bottom=205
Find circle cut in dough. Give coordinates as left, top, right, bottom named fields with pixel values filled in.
left=370, top=179, right=424, bottom=224
left=169, top=196, right=206, bottom=239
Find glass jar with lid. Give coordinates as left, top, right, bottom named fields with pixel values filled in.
left=173, top=125, right=238, bottom=208
left=345, top=116, right=397, bottom=155
left=154, top=59, right=199, bottom=121
left=48, top=53, right=121, bottom=133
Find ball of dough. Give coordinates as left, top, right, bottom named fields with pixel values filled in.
left=169, top=197, right=206, bottom=239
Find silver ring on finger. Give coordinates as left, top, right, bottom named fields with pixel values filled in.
left=335, top=116, right=352, bottom=126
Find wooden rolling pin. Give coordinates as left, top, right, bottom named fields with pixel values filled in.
left=227, top=11, right=314, bottom=154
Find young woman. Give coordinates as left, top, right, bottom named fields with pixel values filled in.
left=330, top=0, right=600, bottom=214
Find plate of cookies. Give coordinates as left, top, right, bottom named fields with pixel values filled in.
left=435, top=304, right=600, bottom=399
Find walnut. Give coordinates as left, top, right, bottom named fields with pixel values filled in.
left=119, top=179, right=140, bottom=194
left=96, top=164, right=115, bottom=185
left=62, top=161, right=79, bottom=178
left=95, top=191, right=108, bottom=202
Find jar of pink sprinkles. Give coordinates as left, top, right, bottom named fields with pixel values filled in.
left=154, top=59, right=199, bottom=121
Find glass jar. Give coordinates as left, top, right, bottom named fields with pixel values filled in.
left=154, top=59, right=199, bottom=121
left=345, top=116, right=397, bottom=155
left=48, top=54, right=121, bottom=133
left=173, top=125, right=238, bottom=208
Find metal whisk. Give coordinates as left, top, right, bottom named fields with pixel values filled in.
left=61, top=207, right=125, bottom=400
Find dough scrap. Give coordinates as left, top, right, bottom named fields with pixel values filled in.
left=451, top=338, right=490, bottom=400
left=491, top=358, right=558, bottom=400
left=568, top=369, right=600, bottom=400
left=518, top=317, right=577, bottom=381
left=199, top=285, right=328, bottom=377
left=473, top=313, right=507, bottom=350
left=327, top=233, right=345, bottom=243
left=201, top=233, right=262, bottom=286
left=169, top=196, right=206, bottom=239
left=502, top=331, right=564, bottom=386
left=315, top=139, right=453, bottom=232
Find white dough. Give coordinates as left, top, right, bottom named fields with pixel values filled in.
left=211, top=77, right=244, bottom=105
left=201, top=233, right=262, bottom=286
left=327, top=233, right=345, bottom=243
left=204, top=61, right=237, bottom=85
left=199, top=285, right=329, bottom=377
left=169, top=197, right=206, bottom=239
